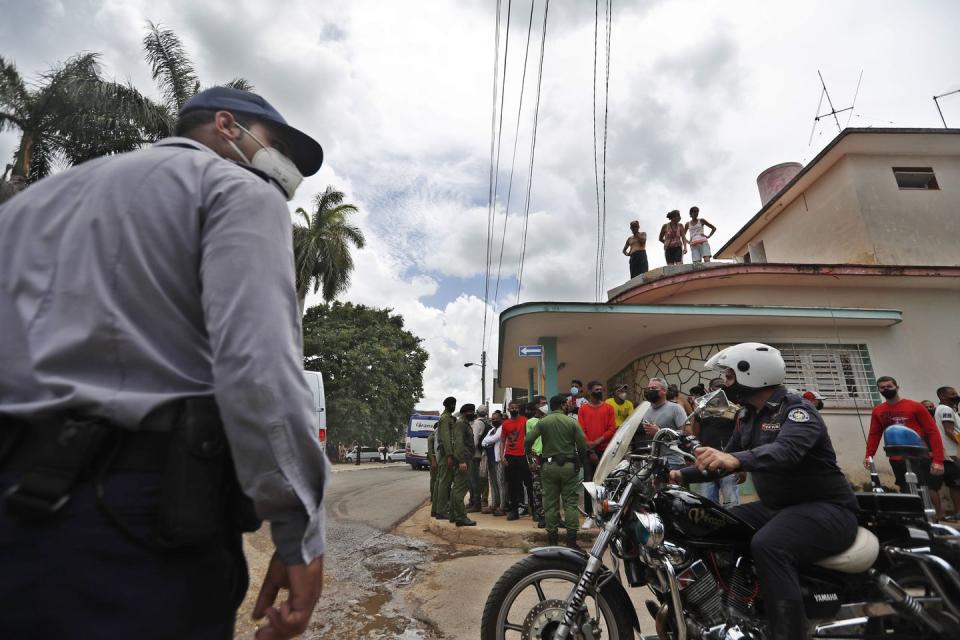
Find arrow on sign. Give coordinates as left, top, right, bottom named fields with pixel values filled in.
left=519, top=345, right=544, bottom=357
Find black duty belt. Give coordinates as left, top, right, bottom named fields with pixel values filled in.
left=0, top=402, right=181, bottom=518
left=545, top=455, right=574, bottom=465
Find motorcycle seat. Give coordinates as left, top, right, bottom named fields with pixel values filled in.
left=813, top=526, right=879, bottom=574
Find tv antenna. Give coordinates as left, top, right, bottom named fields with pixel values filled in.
left=933, top=88, right=960, bottom=128
left=808, top=70, right=862, bottom=146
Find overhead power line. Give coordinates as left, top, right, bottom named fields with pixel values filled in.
left=515, top=0, right=551, bottom=304
left=487, top=0, right=538, bottom=353
left=481, top=0, right=503, bottom=354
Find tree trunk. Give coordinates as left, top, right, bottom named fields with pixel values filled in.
left=11, top=131, right=33, bottom=180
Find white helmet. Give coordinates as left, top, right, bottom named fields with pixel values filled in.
left=704, top=342, right=785, bottom=389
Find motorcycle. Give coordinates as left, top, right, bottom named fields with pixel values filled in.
left=480, top=391, right=960, bottom=640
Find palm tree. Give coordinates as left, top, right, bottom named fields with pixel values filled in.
left=0, top=53, right=167, bottom=187
left=142, top=21, right=253, bottom=131
left=293, top=187, right=366, bottom=315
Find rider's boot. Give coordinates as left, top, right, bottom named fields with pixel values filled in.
left=767, top=600, right=807, bottom=640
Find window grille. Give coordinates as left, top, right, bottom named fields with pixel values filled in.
left=773, top=343, right=880, bottom=406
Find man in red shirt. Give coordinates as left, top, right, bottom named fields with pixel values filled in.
left=500, top=400, right=533, bottom=521
left=578, top=381, right=617, bottom=517
left=864, top=376, right=946, bottom=517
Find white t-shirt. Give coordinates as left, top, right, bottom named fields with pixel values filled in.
left=934, top=404, right=959, bottom=458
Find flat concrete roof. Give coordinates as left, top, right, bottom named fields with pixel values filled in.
left=496, top=302, right=901, bottom=390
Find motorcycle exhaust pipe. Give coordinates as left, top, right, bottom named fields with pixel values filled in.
left=869, top=570, right=944, bottom=634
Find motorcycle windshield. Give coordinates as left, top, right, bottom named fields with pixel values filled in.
left=593, top=400, right=650, bottom=484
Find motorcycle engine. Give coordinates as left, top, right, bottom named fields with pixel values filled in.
left=676, top=559, right=726, bottom=628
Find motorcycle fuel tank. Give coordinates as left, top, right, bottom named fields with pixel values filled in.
left=654, top=488, right=755, bottom=544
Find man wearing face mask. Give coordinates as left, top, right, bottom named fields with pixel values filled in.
left=605, top=384, right=635, bottom=429
left=864, top=377, right=944, bottom=512
left=448, top=404, right=478, bottom=527
left=634, top=378, right=688, bottom=469
left=0, top=87, right=325, bottom=640
left=578, top=382, right=617, bottom=518
left=934, top=386, right=960, bottom=519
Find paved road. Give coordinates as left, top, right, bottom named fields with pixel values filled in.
left=235, top=465, right=435, bottom=639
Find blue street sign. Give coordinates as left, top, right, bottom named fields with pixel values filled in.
left=519, top=344, right=544, bottom=357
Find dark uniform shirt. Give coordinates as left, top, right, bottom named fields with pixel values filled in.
left=682, top=386, right=857, bottom=511
left=435, top=410, right=455, bottom=458
left=451, top=416, right=474, bottom=463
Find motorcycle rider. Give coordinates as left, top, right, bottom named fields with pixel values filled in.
left=671, top=342, right=858, bottom=640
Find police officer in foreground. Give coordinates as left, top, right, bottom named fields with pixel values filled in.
left=449, top=403, right=478, bottom=526
left=0, top=87, right=327, bottom=640
left=671, top=343, right=858, bottom=640
left=433, top=396, right=457, bottom=520
left=524, top=395, right=587, bottom=549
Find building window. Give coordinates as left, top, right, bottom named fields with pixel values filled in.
left=608, top=342, right=880, bottom=409
left=776, top=343, right=880, bottom=406
left=892, top=167, right=939, bottom=190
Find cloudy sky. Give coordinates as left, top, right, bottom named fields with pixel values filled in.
left=2, top=0, right=958, bottom=410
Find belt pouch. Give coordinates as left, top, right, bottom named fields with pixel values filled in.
left=157, top=399, right=228, bottom=546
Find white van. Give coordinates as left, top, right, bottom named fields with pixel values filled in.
left=302, top=370, right=327, bottom=446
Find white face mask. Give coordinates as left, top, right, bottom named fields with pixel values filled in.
left=617, top=392, right=627, bottom=400
left=570, top=386, right=579, bottom=396
left=225, top=124, right=303, bottom=201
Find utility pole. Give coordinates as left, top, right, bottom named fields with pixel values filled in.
left=481, top=350, right=487, bottom=405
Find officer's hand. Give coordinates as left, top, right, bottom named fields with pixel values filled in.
left=458, top=462, right=467, bottom=473
left=695, top=447, right=740, bottom=473
left=668, top=470, right=683, bottom=484
left=254, top=552, right=324, bottom=640
left=931, top=462, right=945, bottom=476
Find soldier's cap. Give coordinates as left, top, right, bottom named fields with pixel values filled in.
left=443, top=396, right=457, bottom=407
left=460, top=403, right=476, bottom=414
left=179, top=86, right=324, bottom=177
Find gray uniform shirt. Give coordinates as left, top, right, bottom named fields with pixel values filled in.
left=0, top=137, right=326, bottom=564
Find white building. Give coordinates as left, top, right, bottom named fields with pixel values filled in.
left=496, top=128, right=960, bottom=488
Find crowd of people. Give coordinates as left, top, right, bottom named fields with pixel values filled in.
left=622, top=205, right=719, bottom=278
left=425, top=374, right=960, bottom=547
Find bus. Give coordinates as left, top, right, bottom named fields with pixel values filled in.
left=405, top=413, right=439, bottom=470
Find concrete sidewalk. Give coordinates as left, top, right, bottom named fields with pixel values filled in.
left=408, top=502, right=596, bottom=549
left=329, top=461, right=424, bottom=473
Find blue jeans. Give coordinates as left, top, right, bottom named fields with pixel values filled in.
left=703, top=473, right=740, bottom=507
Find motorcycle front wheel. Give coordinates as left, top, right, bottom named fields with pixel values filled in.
left=480, top=555, right=636, bottom=640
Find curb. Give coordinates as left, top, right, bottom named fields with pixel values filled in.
left=420, top=505, right=597, bottom=549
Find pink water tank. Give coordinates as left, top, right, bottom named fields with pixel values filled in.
left=756, top=162, right=803, bottom=206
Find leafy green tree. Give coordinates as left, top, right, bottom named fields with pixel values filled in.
left=293, top=186, right=365, bottom=315
left=0, top=53, right=167, bottom=186
left=142, top=21, right=253, bottom=130
left=302, top=302, right=427, bottom=449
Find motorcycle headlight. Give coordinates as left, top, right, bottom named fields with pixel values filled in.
left=628, top=512, right=664, bottom=549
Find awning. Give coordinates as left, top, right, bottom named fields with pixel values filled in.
left=496, top=302, right=902, bottom=393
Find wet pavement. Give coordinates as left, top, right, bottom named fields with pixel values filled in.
left=234, top=464, right=443, bottom=639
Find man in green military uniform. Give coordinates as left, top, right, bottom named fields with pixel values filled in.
left=434, top=396, right=457, bottom=520
left=525, top=394, right=588, bottom=548
left=449, top=403, right=478, bottom=526
left=427, top=430, right=438, bottom=517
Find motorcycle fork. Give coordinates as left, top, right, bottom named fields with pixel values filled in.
left=555, top=481, right=638, bottom=640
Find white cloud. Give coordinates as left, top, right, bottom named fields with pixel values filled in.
left=3, top=0, right=959, bottom=409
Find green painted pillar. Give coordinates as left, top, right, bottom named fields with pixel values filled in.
left=539, top=336, right=558, bottom=398
left=527, top=367, right=535, bottom=402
